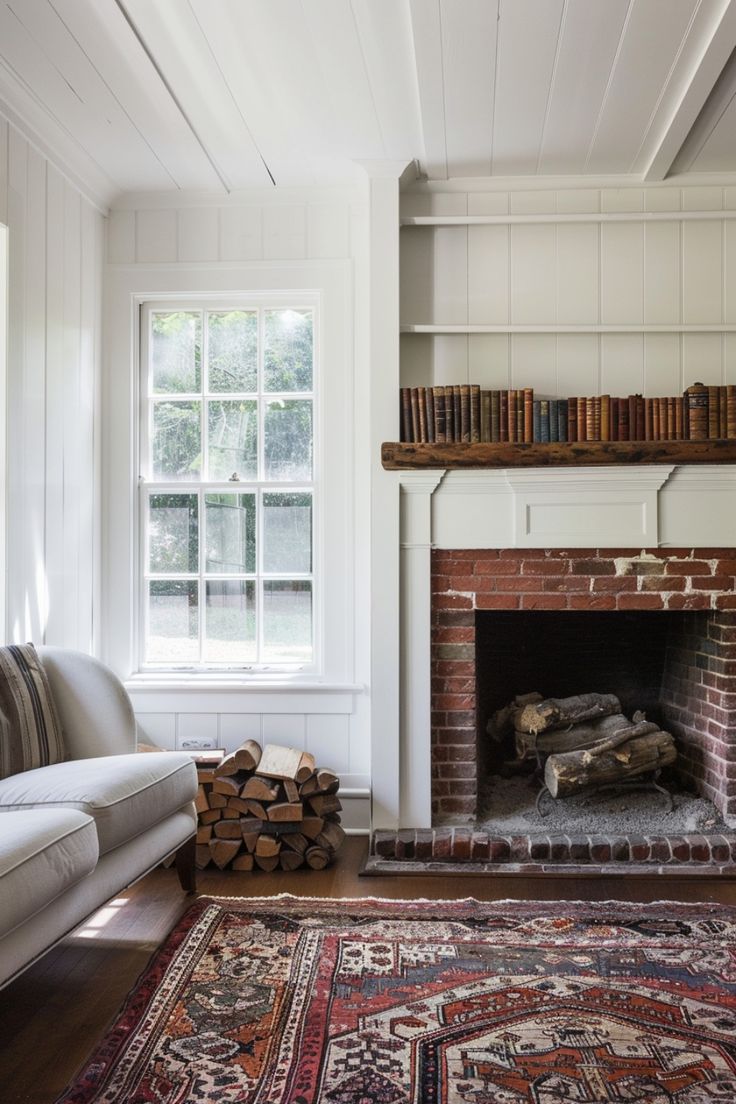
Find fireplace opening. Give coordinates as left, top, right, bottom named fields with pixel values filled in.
left=470, top=609, right=731, bottom=836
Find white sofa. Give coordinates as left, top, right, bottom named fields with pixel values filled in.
left=0, top=647, right=198, bottom=988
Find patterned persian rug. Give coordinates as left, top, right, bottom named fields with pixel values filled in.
left=57, top=895, right=736, bottom=1104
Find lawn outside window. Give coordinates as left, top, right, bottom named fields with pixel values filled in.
left=140, top=302, right=316, bottom=672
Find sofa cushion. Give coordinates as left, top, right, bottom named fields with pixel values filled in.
left=0, top=808, right=98, bottom=940
left=0, top=643, right=66, bottom=780
left=0, top=752, right=197, bottom=856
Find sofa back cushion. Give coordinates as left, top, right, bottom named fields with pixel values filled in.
left=0, top=644, right=66, bottom=779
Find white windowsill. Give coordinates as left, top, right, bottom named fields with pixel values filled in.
left=124, top=674, right=365, bottom=694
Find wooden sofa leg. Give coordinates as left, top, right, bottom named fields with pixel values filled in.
left=175, top=835, right=197, bottom=894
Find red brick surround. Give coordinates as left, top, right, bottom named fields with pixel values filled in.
left=431, top=547, right=736, bottom=823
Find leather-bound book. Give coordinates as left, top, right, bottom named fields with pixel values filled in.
left=432, top=386, right=446, bottom=443
left=507, top=390, right=517, bottom=443
left=490, top=391, right=501, bottom=442
left=567, top=397, right=577, bottom=442
left=600, top=394, right=610, bottom=441
left=480, top=390, right=491, bottom=442
left=459, top=384, right=471, bottom=443
left=719, top=386, right=728, bottom=439
left=400, top=388, right=412, bottom=442
left=424, top=387, right=435, bottom=443
left=523, top=388, right=534, bottom=443
left=708, top=386, right=719, bottom=438
left=416, top=386, right=427, bottom=442
left=644, top=398, right=653, bottom=441
left=470, top=384, right=481, bottom=443
left=686, top=382, right=708, bottom=440
left=727, top=385, right=736, bottom=440
left=577, top=397, right=587, bottom=441
left=500, top=391, right=509, bottom=442
left=410, top=388, right=421, bottom=443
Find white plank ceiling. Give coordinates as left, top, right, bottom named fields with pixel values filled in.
left=0, top=0, right=735, bottom=206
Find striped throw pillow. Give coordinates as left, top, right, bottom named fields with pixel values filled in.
left=0, top=643, right=66, bottom=779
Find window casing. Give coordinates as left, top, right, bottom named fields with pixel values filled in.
left=139, top=301, right=317, bottom=673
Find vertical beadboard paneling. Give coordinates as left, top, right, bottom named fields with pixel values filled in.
left=600, top=335, right=644, bottom=394
left=62, top=182, right=82, bottom=649
left=262, top=714, right=307, bottom=747
left=644, top=334, right=681, bottom=395
left=511, top=224, right=556, bottom=323
left=468, top=226, right=508, bottom=324
left=511, top=335, right=556, bottom=393
left=219, top=713, right=263, bottom=751
left=44, top=166, right=65, bottom=646
left=177, top=207, right=219, bottom=262
left=263, top=205, right=306, bottom=259
left=6, top=127, right=27, bottom=641
left=307, top=203, right=350, bottom=258
left=136, top=209, right=177, bottom=263
left=644, top=222, right=680, bottom=324
left=556, top=335, right=599, bottom=396
left=431, top=335, right=469, bottom=383
left=107, top=210, right=135, bottom=264
left=600, top=223, right=643, bottom=324
left=468, top=335, right=509, bottom=388
left=219, top=206, right=263, bottom=260
left=433, top=226, right=467, bottom=324
left=556, top=223, right=598, bottom=324
left=2, top=118, right=103, bottom=650
left=726, top=220, right=736, bottom=324
left=682, top=222, right=722, bottom=324
left=400, top=227, right=433, bottom=326
left=176, top=714, right=219, bottom=749
left=23, top=147, right=47, bottom=643
left=682, top=334, right=722, bottom=384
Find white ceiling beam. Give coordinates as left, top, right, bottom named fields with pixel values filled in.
left=407, top=0, right=447, bottom=179
left=640, top=0, right=736, bottom=181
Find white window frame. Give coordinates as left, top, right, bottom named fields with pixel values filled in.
left=138, top=296, right=320, bottom=675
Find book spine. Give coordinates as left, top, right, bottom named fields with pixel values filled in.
left=410, top=389, right=420, bottom=443
left=619, top=400, right=629, bottom=441
left=728, top=385, right=736, bottom=439
left=611, top=397, right=619, bottom=441
left=666, top=396, right=675, bottom=442
left=567, top=398, right=577, bottom=442
left=549, top=399, right=559, bottom=443
left=425, top=387, right=435, bottom=443
left=470, top=384, right=481, bottom=443
left=500, top=391, right=509, bottom=442
left=628, top=395, right=637, bottom=440
left=558, top=402, right=568, bottom=444
left=600, top=394, right=610, bottom=442
left=533, top=400, right=541, bottom=443
left=453, top=386, right=462, bottom=442
left=586, top=397, right=596, bottom=441
left=687, top=382, right=708, bottom=440
left=480, top=390, right=491, bottom=442
left=644, top=398, right=653, bottom=441
left=432, top=386, right=446, bottom=443
left=523, top=388, right=534, bottom=443
left=417, top=386, right=427, bottom=442
left=659, top=397, right=668, bottom=441
left=490, top=391, right=500, bottom=442
left=674, top=395, right=683, bottom=440
left=507, top=390, right=517, bottom=443
left=460, top=384, right=471, bottom=443
left=516, top=394, right=523, bottom=442
left=577, top=397, right=587, bottom=441
left=636, top=395, right=645, bottom=441
left=444, top=385, right=454, bottom=442
left=540, top=399, right=550, bottom=442
left=652, top=397, right=660, bottom=440
left=708, top=385, right=719, bottom=439
left=400, top=388, right=412, bottom=442
left=682, top=394, right=689, bottom=440
left=719, top=385, right=728, bottom=439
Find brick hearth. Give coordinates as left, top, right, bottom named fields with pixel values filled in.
left=368, top=547, right=736, bottom=874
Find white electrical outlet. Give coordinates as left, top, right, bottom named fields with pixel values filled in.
left=179, top=736, right=218, bottom=750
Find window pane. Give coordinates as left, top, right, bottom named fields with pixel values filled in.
left=152, top=312, right=201, bottom=394
left=264, top=309, right=313, bottom=392
left=147, top=581, right=198, bottom=662
left=264, top=399, right=312, bottom=481
left=152, top=401, right=201, bottom=480
left=207, top=400, right=258, bottom=481
left=149, top=494, right=198, bottom=573
left=263, top=493, right=311, bottom=573
left=204, top=581, right=256, bottom=663
left=207, top=311, right=257, bottom=393
left=205, top=493, right=256, bottom=573
left=263, top=580, right=312, bottom=662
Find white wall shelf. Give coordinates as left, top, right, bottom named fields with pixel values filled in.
left=401, top=323, right=736, bottom=334
left=401, top=212, right=736, bottom=226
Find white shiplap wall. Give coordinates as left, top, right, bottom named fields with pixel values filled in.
left=0, top=114, right=104, bottom=653
left=106, top=193, right=370, bottom=831
left=400, top=184, right=736, bottom=396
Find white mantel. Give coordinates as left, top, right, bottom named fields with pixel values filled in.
left=390, top=464, right=736, bottom=829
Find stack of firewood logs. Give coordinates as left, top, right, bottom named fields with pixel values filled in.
left=488, top=691, right=677, bottom=798
left=195, top=740, right=344, bottom=871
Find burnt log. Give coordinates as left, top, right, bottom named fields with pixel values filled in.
left=544, top=725, right=677, bottom=798
left=515, top=692, right=621, bottom=735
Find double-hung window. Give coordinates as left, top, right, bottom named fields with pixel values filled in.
left=139, top=302, right=315, bottom=672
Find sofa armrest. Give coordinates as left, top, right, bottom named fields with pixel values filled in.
left=38, top=647, right=137, bottom=759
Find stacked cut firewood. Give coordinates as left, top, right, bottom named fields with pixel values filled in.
left=195, top=740, right=344, bottom=871
left=488, top=691, right=677, bottom=798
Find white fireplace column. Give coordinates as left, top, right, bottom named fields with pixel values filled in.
left=399, top=472, right=445, bottom=828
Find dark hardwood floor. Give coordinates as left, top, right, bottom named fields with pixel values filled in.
left=2, top=836, right=735, bottom=1103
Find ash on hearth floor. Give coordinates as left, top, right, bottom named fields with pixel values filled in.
left=463, top=773, right=730, bottom=837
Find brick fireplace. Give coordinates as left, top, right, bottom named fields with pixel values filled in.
left=368, top=466, right=736, bottom=874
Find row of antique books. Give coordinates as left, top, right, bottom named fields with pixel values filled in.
left=399, top=382, right=736, bottom=444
